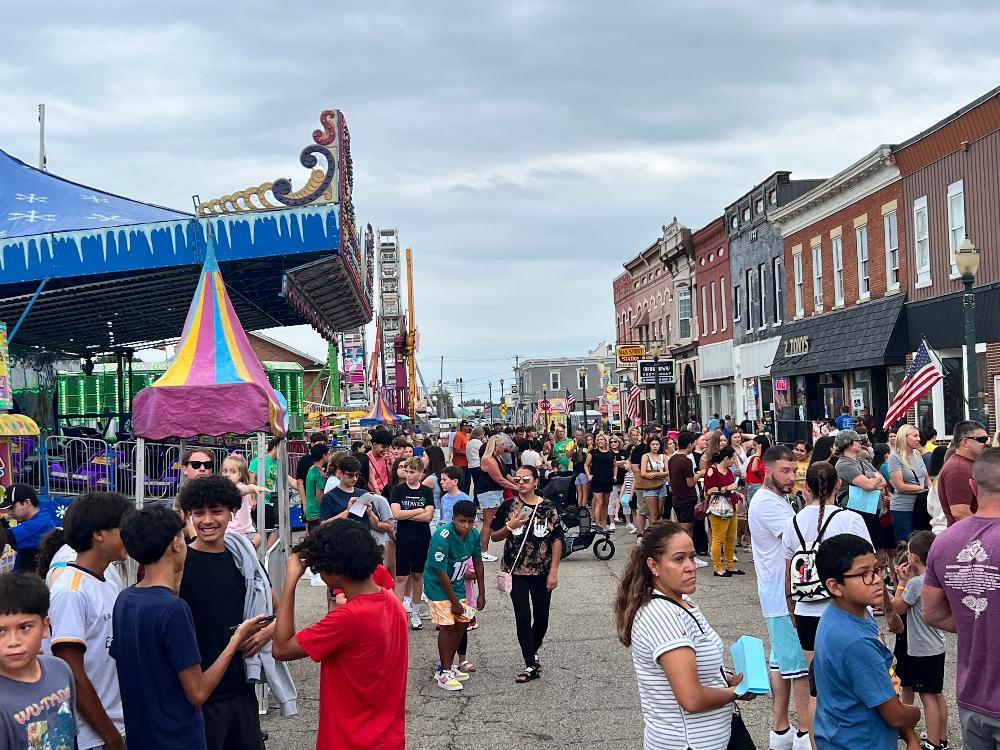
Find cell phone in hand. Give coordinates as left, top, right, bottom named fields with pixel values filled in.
left=228, top=614, right=277, bottom=633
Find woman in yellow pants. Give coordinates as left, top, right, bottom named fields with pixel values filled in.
left=703, top=447, right=745, bottom=576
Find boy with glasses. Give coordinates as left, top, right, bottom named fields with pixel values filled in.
left=319, top=456, right=382, bottom=532
left=813, top=534, right=921, bottom=750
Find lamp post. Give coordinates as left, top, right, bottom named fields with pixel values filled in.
left=488, top=381, right=493, bottom=422
left=578, top=365, right=589, bottom=433
left=956, top=238, right=981, bottom=423
left=650, top=343, right=663, bottom=427
left=541, top=384, right=549, bottom=431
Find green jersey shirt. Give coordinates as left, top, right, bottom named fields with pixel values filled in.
left=304, top=464, right=325, bottom=521
left=253, top=454, right=279, bottom=506
left=422, top=523, right=482, bottom=602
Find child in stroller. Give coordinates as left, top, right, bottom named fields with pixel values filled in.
left=541, top=471, right=615, bottom=561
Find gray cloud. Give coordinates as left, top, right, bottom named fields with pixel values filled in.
left=3, top=0, right=1000, bottom=399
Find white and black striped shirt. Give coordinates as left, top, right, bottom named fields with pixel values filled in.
left=631, top=596, right=731, bottom=750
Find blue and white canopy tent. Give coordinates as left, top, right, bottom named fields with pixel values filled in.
left=0, top=109, right=373, bottom=362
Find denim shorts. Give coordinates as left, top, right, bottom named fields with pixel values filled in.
left=643, top=485, right=669, bottom=498
left=478, top=490, right=504, bottom=509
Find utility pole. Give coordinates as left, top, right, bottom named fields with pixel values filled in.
left=514, top=356, right=520, bottom=424
left=488, top=382, right=493, bottom=421
left=439, top=355, right=444, bottom=419
left=405, top=247, right=418, bottom=421
left=458, top=378, right=464, bottom=413
left=38, top=104, right=47, bottom=171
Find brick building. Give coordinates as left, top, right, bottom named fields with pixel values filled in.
left=690, top=217, right=734, bottom=419
left=659, top=218, right=699, bottom=425
left=247, top=332, right=328, bottom=405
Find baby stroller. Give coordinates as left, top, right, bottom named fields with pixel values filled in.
left=541, top=471, right=615, bottom=561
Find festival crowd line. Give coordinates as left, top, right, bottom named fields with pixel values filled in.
left=0, top=415, right=998, bottom=750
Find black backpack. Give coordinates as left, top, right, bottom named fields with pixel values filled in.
left=789, top=509, right=842, bottom=603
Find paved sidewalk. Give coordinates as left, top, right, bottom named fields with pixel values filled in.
left=263, top=532, right=961, bottom=749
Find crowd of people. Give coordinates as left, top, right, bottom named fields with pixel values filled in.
left=1, top=415, right=999, bottom=750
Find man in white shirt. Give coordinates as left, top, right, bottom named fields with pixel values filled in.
left=748, top=445, right=812, bottom=750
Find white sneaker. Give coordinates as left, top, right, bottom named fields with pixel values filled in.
left=434, top=669, right=463, bottom=691
left=628, top=524, right=637, bottom=534
left=694, top=557, right=709, bottom=569
left=791, top=733, right=811, bottom=750
left=769, top=730, right=794, bottom=750
left=410, top=612, right=422, bottom=630
left=402, top=596, right=412, bottom=614
left=608, top=523, right=616, bottom=531
left=450, top=666, right=470, bottom=681
left=418, top=603, right=431, bottom=620
left=481, top=552, right=498, bottom=562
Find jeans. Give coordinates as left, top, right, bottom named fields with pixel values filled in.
left=891, top=509, right=914, bottom=546
left=510, top=573, right=552, bottom=667
left=709, top=514, right=738, bottom=572
left=960, top=706, right=1000, bottom=750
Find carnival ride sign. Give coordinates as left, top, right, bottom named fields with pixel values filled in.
left=0, top=323, right=10, bottom=411
left=616, top=344, right=646, bottom=369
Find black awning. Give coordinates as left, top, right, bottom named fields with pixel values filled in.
left=906, top=282, right=1000, bottom=350
left=770, top=294, right=908, bottom=376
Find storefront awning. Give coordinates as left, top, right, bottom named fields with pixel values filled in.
left=770, top=294, right=908, bottom=376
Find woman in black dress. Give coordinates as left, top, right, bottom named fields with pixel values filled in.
left=586, top=432, right=616, bottom=531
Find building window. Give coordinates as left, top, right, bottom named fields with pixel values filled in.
left=812, top=243, right=823, bottom=310
left=914, top=196, right=931, bottom=286
left=772, top=256, right=783, bottom=324
left=733, top=284, right=741, bottom=322
left=757, top=263, right=767, bottom=329
left=756, top=198, right=764, bottom=213
left=549, top=371, right=560, bottom=390
left=743, top=207, right=751, bottom=221
left=577, top=369, right=588, bottom=390
left=793, top=253, right=804, bottom=316
left=720, top=276, right=728, bottom=330
left=710, top=281, right=718, bottom=333
left=745, top=269, right=755, bottom=330
left=884, top=211, right=899, bottom=289
left=768, top=189, right=777, bottom=205
left=856, top=224, right=869, bottom=299
left=947, top=179, right=966, bottom=276
left=832, top=236, right=844, bottom=306
left=678, top=288, right=692, bottom=339
left=701, top=285, right=708, bottom=337
left=731, top=215, right=738, bottom=230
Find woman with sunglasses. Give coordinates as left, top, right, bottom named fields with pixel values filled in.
left=490, top=466, right=563, bottom=683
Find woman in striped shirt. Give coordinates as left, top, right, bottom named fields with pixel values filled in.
left=615, top=521, right=754, bottom=750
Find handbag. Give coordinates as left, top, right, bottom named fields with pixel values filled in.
left=496, top=501, right=539, bottom=593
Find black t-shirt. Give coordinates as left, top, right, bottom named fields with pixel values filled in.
left=390, top=484, right=434, bottom=542
left=295, top=452, right=314, bottom=484
left=589, top=449, right=615, bottom=484
left=614, top=449, right=629, bottom=485
left=352, top=451, right=371, bottom=487
left=629, top=443, right=649, bottom=468
left=178, top=547, right=249, bottom=701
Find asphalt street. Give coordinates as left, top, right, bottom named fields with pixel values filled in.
left=262, top=530, right=963, bottom=750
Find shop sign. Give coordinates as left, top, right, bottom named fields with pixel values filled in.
left=616, top=344, right=646, bottom=369
left=783, top=336, right=810, bottom=357
left=0, top=323, right=10, bottom=411
left=774, top=378, right=789, bottom=392
left=604, top=385, right=620, bottom=404
left=637, top=359, right=675, bottom=385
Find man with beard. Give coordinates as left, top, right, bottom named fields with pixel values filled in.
left=748, top=445, right=812, bottom=750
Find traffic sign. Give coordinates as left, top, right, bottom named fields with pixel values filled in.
left=500, top=403, right=508, bottom=416
left=540, top=399, right=551, bottom=411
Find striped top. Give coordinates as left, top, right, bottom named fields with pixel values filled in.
left=631, top=596, right=731, bottom=750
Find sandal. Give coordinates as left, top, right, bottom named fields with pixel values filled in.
left=458, top=660, right=476, bottom=673
left=515, top=666, right=540, bottom=683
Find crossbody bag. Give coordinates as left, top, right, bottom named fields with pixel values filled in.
left=496, top=501, right=539, bottom=593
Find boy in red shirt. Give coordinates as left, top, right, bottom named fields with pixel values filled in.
left=272, top=520, right=407, bottom=750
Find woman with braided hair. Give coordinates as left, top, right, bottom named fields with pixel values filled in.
left=781, top=462, right=872, bottom=661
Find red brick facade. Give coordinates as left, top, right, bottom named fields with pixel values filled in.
left=691, top=217, right=731, bottom=346
left=784, top=182, right=906, bottom=321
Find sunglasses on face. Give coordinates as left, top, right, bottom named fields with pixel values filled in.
left=341, top=471, right=360, bottom=478
left=185, top=460, right=213, bottom=470
left=513, top=476, right=534, bottom=484
left=967, top=435, right=990, bottom=444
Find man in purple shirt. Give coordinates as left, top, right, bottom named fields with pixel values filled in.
left=924, top=447, right=1000, bottom=749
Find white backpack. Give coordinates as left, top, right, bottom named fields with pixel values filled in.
left=789, top=509, right=842, bottom=603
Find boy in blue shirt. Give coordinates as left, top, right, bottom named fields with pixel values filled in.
left=0, top=484, right=56, bottom=572
left=439, top=466, right=471, bottom=524
left=813, top=534, right=921, bottom=750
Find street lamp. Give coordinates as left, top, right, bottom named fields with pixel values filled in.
left=650, top=343, right=664, bottom=427
left=956, top=237, right=981, bottom=422
left=578, top=366, right=589, bottom=433
left=541, top=384, right=549, bottom=431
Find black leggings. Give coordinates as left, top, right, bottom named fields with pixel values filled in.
left=510, top=573, right=552, bottom=668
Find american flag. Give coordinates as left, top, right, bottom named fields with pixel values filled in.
left=883, top=341, right=944, bottom=430
left=622, top=376, right=641, bottom=420
left=565, top=389, right=576, bottom=411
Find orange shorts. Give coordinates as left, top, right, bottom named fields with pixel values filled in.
left=428, top=599, right=473, bottom=626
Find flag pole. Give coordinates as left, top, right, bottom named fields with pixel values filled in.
left=38, top=104, right=47, bottom=171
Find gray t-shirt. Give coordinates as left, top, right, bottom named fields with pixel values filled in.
left=0, top=654, right=76, bottom=748
left=369, top=493, right=393, bottom=546
left=888, top=452, right=928, bottom=512
left=835, top=456, right=878, bottom=508
left=902, top=573, right=946, bottom=656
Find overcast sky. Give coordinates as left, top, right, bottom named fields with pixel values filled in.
left=4, top=1, right=1000, bottom=401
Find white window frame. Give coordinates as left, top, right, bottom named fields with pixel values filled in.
left=701, top=285, right=708, bottom=338
left=720, top=276, right=728, bottom=330
left=947, top=180, right=965, bottom=278
left=772, top=256, right=783, bottom=325
left=757, top=263, right=767, bottom=331
left=884, top=211, right=900, bottom=290
left=793, top=253, right=804, bottom=317
left=746, top=269, right=755, bottom=330
left=733, top=284, right=741, bottom=323
left=549, top=371, right=560, bottom=390
left=856, top=224, right=869, bottom=300
left=678, top=288, right=692, bottom=339
left=812, top=243, right=823, bottom=311
left=832, top=236, right=844, bottom=306
left=914, top=196, right=931, bottom=287
left=710, top=281, right=718, bottom=333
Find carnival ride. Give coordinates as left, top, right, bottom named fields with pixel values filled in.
left=360, top=388, right=407, bottom=426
